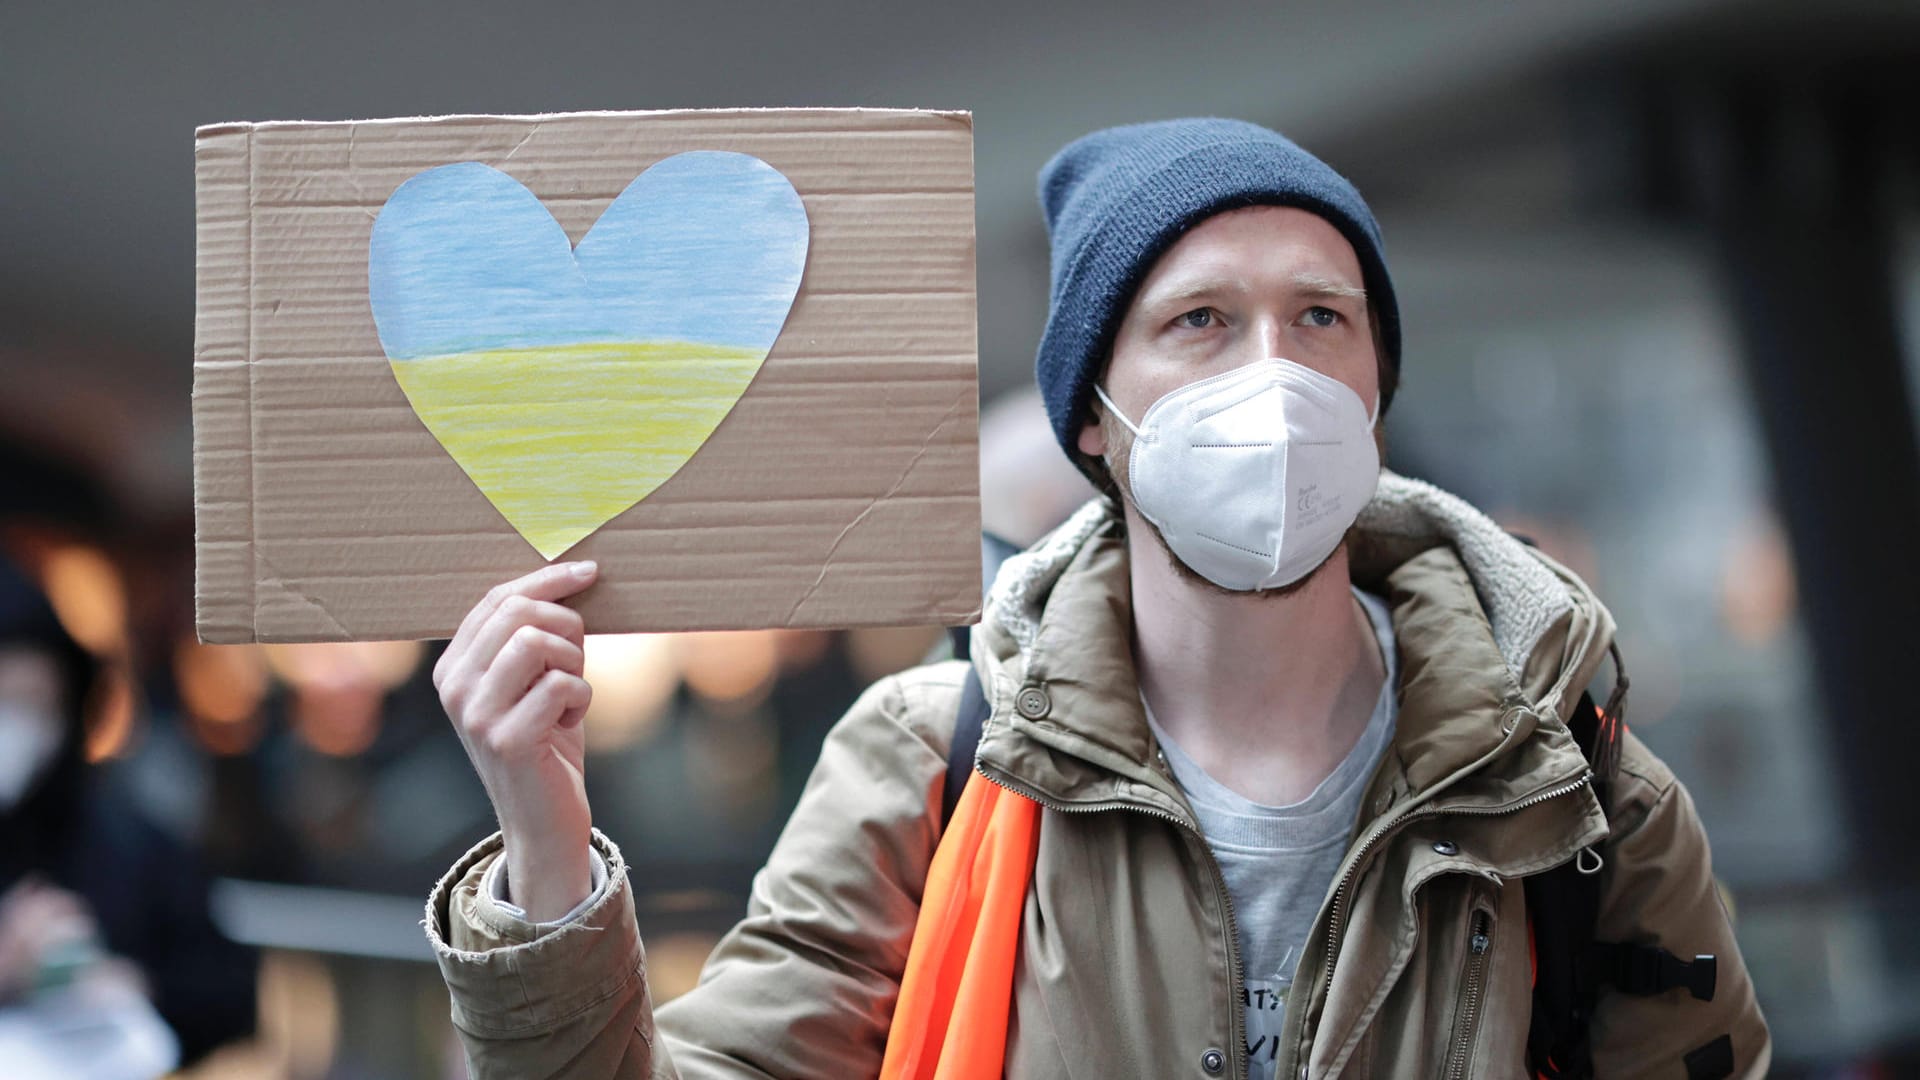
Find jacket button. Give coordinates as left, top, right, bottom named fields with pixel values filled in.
left=1015, top=684, right=1052, bottom=719
left=1432, top=839, right=1459, bottom=856
left=1200, top=1048, right=1226, bottom=1075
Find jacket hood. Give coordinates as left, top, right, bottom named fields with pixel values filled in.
left=969, top=470, right=1618, bottom=818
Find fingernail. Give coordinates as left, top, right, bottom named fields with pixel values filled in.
left=571, top=561, right=598, bottom=578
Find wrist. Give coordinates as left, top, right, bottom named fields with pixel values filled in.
left=500, top=832, right=594, bottom=923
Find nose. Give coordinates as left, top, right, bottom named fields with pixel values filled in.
left=1252, top=312, right=1287, bottom=362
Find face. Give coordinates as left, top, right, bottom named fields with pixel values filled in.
left=1080, top=204, right=1379, bottom=462
left=0, top=646, right=67, bottom=809
left=1079, top=205, right=1382, bottom=593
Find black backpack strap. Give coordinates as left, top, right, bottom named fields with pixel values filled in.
left=941, top=666, right=990, bottom=830
left=941, top=531, right=1018, bottom=826
left=1525, top=689, right=1613, bottom=1079
left=1527, top=646, right=1722, bottom=1079
left=1582, top=941, right=1718, bottom=1002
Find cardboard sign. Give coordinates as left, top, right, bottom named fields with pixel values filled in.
left=193, top=109, right=981, bottom=643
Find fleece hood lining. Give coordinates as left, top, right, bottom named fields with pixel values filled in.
left=985, top=472, right=1574, bottom=687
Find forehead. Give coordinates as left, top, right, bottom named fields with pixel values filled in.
left=1132, top=204, right=1365, bottom=301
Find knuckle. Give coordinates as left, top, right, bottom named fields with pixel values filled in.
left=518, top=670, right=552, bottom=701
left=481, top=725, right=516, bottom=759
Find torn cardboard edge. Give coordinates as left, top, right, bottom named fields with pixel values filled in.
left=195, top=105, right=975, bottom=139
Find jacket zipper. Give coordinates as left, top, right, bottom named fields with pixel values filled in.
left=974, top=763, right=1251, bottom=1080
left=1443, top=906, right=1493, bottom=1080
left=1318, top=768, right=1593, bottom=1001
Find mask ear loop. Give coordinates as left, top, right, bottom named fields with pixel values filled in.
left=1092, top=384, right=1145, bottom=439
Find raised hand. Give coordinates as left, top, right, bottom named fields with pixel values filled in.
left=433, top=561, right=599, bottom=921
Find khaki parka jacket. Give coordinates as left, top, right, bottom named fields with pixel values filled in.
left=426, top=473, right=1772, bottom=1079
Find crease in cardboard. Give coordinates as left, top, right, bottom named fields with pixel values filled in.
left=346, top=123, right=380, bottom=223
left=255, top=551, right=353, bottom=641
left=782, top=384, right=971, bottom=626
left=497, top=127, right=536, bottom=164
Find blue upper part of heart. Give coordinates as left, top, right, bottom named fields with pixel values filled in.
left=368, top=152, right=809, bottom=360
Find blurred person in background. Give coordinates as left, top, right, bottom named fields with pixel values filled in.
left=977, top=387, right=1097, bottom=550
left=0, top=555, right=256, bottom=1071
left=422, top=119, right=1769, bottom=1078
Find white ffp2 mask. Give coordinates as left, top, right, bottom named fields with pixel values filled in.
left=1095, top=358, right=1380, bottom=592
left=0, top=701, right=62, bottom=810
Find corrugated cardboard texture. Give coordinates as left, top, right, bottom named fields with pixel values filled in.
left=194, top=109, right=981, bottom=643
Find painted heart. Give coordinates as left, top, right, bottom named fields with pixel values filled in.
left=367, top=152, right=809, bottom=559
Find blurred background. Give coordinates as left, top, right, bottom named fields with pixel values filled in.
left=3, top=0, right=1919, bottom=1075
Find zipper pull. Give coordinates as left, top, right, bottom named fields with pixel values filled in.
left=1469, top=911, right=1491, bottom=955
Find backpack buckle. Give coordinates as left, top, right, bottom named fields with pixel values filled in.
left=1607, top=943, right=1717, bottom=1002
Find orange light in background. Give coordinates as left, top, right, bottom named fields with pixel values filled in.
left=847, top=625, right=946, bottom=684
left=292, top=684, right=384, bottom=757
left=82, top=661, right=138, bottom=762
left=175, top=639, right=269, bottom=723
left=355, top=640, right=426, bottom=690
left=644, top=931, right=723, bottom=1004
left=262, top=641, right=424, bottom=692
left=38, top=544, right=127, bottom=654
left=580, top=633, right=679, bottom=753
left=262, top=641, right=423, bottom=757
left=771, top=628, right=833, bottom=673
left=678, top=631, right=779, bottom=712
left=175, top=638, right=270, bottom=756
left=191, top=710, right=267, bottom=758
left=260, top=950, right=339, bottom=1080
left=1720, top=516, right=1797, bottom=646
left=167, top=950, right=342, bottom=1079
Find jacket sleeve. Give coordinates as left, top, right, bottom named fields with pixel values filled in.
left=424, top=664, right=960, bottom=1079
left=1585, top=731, right=1772, bottom=1079
left=427, top=827, right=656, bottom=1079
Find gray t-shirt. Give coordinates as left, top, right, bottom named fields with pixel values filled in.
left=1145, top=585, right=1398, bottom=1070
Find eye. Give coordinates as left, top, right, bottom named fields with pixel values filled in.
left=1176, top=308, right=1216, bottom=329
left=1302, top=306, right=1341, bottom=328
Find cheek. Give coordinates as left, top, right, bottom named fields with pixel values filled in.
left=1346, top=365, right=1381, bottom=414
left=1294, top=332, right=1378, bottom=410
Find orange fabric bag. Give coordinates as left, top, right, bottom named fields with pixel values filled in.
left=879, top=772, right=1041, bottom=1080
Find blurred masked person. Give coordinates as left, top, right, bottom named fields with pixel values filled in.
left=0, top=556, right=257, bottom=1067
left=423, top=119, right=1769, bottom=1079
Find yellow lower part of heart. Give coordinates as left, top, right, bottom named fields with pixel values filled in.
left=390, top=340, right=766, bottom=559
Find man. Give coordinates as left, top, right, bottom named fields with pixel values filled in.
left=425, top=118, right=1771, bottom=1078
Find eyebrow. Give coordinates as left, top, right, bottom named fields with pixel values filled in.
left=1289, top=273, right=1368, bottom=302
left=1140, top=271, right=1367, bottom=311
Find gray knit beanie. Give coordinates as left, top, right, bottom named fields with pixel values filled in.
left=1034, top=118, right=1401, bottom=467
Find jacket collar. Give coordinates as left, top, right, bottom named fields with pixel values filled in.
left=971, top=472, right=1614, bottom=822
